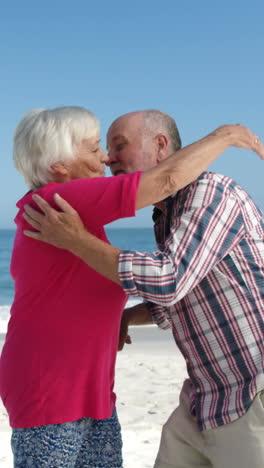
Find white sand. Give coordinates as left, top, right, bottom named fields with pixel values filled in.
left=0, top=326, right=187, bottom=468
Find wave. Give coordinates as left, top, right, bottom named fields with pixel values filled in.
left=0, top=305, right=11, bottom=334
left=0, top=297, right=143, bottom=335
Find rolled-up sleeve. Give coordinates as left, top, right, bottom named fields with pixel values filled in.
left=119, top=250, right=177, bottom=306
left=145, top=301, right=172, bottom=330
left=118, top=178, right=246, bottom=307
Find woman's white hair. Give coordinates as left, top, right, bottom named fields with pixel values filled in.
left=13, top=106, right=100, bottom=189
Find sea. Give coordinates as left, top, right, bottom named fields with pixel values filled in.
left=0, top=227, right=157, bottom=335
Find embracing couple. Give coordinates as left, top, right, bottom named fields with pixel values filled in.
left=0, top=106, right=263, bottom=468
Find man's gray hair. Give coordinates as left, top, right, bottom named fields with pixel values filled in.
left=143, top=110, right=182, bottom=152
left=13, top=106, right=100, bottom=189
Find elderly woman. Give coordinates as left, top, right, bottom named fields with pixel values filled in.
left=0, top=106, right=262, bottom=468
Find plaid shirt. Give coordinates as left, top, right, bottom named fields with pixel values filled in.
left=119, top=172, right=264, bottom=431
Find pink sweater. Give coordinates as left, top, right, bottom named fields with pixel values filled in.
left=0, top=172, right=141, bottom=428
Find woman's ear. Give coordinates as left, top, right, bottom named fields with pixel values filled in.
left=50, top=162, right=69, bottom=182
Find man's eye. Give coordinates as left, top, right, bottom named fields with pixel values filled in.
left=116, top=144, right=124, bottom=151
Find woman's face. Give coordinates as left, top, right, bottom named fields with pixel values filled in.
left=66, top=136, right=109, bottom=179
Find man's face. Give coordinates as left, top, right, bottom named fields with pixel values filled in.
left=106, top=114, right=158, bottom=175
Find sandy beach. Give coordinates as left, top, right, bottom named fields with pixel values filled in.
left=0, top=325, right=187, bottom=468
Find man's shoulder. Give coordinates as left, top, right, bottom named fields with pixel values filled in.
left=173, top=172, right=241, bottom=212
left=197, top=171, right=236, bottom=188
left=175, top=171, right=232, bottom=194
left=181, top=171, right=241, bottom=196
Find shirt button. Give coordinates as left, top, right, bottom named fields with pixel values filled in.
left=196, top=388, right=200, bottom=393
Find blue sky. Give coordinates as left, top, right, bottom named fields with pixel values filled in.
left=1, top=1, right=263, bottom=228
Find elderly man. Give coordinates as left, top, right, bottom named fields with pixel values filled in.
left=24, top=111, right=264, bottom=468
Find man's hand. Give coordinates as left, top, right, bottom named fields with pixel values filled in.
left=23, top=192, right=122, bottom=284
left=23, top=193, right=88, bottom=250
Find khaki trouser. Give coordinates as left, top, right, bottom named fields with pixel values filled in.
left=154, top=380, right=264, bottom=468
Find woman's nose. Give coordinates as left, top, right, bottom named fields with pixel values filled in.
left=100, top=149, right=110, bottom=164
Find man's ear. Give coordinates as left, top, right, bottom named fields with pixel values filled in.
left=154, top=134, right=169, bottom=162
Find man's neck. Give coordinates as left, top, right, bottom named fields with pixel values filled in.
left=153, top=200, right=166, bottom=213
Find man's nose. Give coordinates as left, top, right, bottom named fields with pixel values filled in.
left=106, top=150, right=117, bottom=166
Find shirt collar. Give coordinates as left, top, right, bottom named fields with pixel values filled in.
left=152, top=194, right=176, bottom=223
